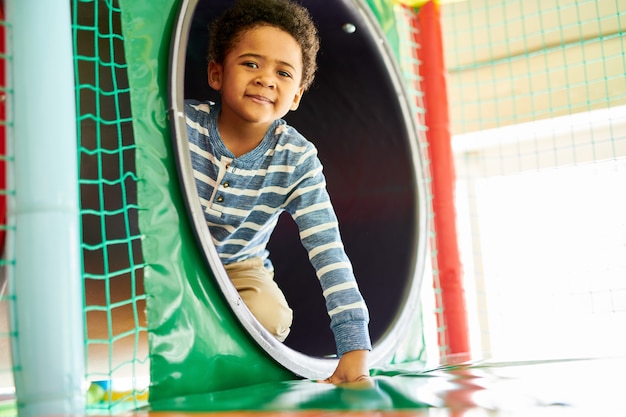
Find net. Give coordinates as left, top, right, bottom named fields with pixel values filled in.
left=443, top=0, right=626, bottom=360
left=73, top=0, right=148, bottom=410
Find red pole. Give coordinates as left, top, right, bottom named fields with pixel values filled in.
left=0, top=4, right=6, bottom=253
left=413, top=0, right=469, bottom=361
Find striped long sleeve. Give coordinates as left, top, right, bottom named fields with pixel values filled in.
left=185, top=99, right=371, bottom=355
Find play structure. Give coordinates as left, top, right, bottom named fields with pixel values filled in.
left=1, top=0, right=625, bottom=415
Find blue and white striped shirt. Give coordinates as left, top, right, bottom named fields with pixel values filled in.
left=185, top=100, right=371, bottom=355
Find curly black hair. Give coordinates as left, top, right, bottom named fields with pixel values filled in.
left=207, top=0, right=320, bottom=91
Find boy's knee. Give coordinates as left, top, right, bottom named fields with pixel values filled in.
left=246, top=296, right=293, bottom=342
left=227, top=262, right=293, bottom=341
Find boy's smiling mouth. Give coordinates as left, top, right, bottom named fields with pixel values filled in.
left=248, top=94, right=274, bottom=104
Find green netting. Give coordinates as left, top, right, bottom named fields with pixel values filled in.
left=72, top=0, right=148, bottom=411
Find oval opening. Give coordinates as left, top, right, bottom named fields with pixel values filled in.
left=169, top=0, right=427, bottom=379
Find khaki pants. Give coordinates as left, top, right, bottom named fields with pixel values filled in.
left=224, top=257, right=293, bottom=342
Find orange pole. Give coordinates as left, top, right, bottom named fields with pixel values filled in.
left=413, top=0, right=469, bottom=360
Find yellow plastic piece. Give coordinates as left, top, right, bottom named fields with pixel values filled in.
left=394, top=0, right=434, bottom=7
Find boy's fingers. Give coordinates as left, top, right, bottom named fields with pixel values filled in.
left=316, top=375, right=372, bottom=386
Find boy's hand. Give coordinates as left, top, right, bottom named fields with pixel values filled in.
left=319, top=349, right=372, bottom=385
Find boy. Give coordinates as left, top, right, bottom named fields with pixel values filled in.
left=185, top=0, right=371, bottom=384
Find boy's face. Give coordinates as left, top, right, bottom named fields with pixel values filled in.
left=208, top=25, right=305, bottom=128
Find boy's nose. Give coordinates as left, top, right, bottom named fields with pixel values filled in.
left=255, top=73, right=276, bottom=88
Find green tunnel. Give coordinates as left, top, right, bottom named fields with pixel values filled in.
left=120, top=0, right=429, bottom=409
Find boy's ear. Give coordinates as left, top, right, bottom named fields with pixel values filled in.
left=290, top=86, right=305, bottom=111
left=207, top=61, right=223, bottom=91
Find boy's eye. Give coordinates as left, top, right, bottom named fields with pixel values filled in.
left=278, top=70, right=292, bottom=78
left=243, top=61, right=258, bottom=68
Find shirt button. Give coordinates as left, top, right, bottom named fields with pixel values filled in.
left=216, top=195, right=224, bottom=203
left=223, top=182, right=230, bottom=188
